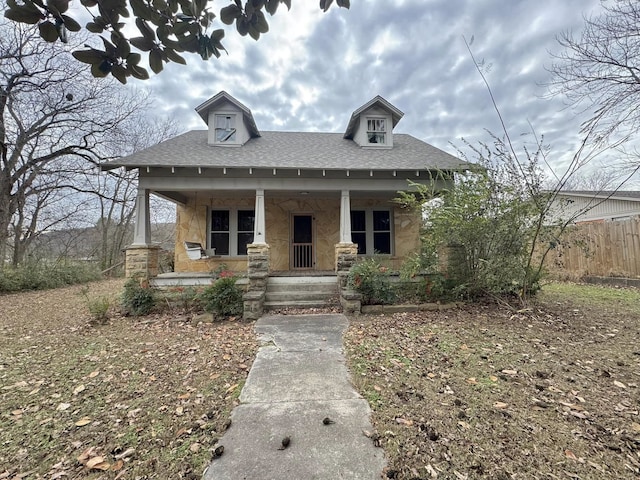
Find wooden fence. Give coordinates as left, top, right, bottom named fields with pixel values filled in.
left=543, top=216, right=640, bottom=278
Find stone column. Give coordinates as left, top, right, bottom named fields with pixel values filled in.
left=253, top=189, right=266, bottom=244
left=243, top=243, right=270, bottom=321
left=335, top=242, right=358, bottom=287
left=335, top=242, right=361, bottom=314
left=125, top=244, right=160, bottom=279
left=125, top=188, right=159, bottom=279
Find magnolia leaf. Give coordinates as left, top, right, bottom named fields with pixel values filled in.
left=135, top=17, right=156, bottom=40
left=38, top=21, right=59, bottom=42
left=149, top=48, right=163, bottom=74
left=128, top=64, right=149, bottom=80
left=5, top=7, right=43, bottom=24
left=254, top=10, right=268, bottom=34
left=164, top=48, right=186, bottom=64
left=56, top=402, right=71, bottom=411
left=47, top=0, right=69, bottom=14
left=72, top=49, right=103, bottom=64
left=86, top=456, right=110, bottom=470
left=75, top=417, right=92, bottom=426
left=73, top=384, right=86, bottom=395
left=220, top=4, right=241, bottom=25
left=130, top=36, right=155, bottom=51
left=86, top=21, right=104, bottom=33
left=61, top=14, right=81, bottom=31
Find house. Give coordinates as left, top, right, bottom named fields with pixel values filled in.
left=102, top=92, right=468, bottom=315
left=551, top=190, right=640, bottom=223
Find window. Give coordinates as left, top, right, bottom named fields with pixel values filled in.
left=367, top=118, right=386, bottom=144
left=215, top=114, right=236, bottom=143
left=210, top=209, right=254, bottom=255
left=350, top=209, right=392, bottom=254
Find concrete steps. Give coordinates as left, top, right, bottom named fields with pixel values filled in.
left=264, top=276, right=339, bottom=310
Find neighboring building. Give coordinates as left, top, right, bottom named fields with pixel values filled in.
left=552, top=190, right=640, bottom=223
left=102, top=91, right=469, bottom=280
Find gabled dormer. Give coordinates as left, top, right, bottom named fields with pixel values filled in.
left=195, top=91, right=261, bottom=146
left=343, top=95, right=404, bottom=148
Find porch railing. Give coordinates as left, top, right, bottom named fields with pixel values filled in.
left=293, top=243, right=313, bottom=269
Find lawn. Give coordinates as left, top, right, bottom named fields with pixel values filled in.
left=0, top=279, right=257, bottom=479
left=344, top=283, right=640, bottom=479
left=1, top=280, right=639, bottom=479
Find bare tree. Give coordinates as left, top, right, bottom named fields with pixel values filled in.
left=0, top=16, right=149, bottom=266
left=71, top=116, right=179, bottom=270
left=548, top=0, right=640, bottom=147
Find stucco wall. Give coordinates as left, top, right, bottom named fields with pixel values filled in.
left=174, top=195, right=421, bottom=273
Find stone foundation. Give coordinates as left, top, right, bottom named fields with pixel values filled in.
left=125, top=245, right=160, bottom=279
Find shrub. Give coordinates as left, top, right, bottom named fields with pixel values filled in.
left=0, top=261, right=102, bottom=293
left=347, top=257, right=396, bottom=305
left=160, top=286, right=203, bottom=312
left=121, top=277, right=155, bottom=316
left=199, top=276, right=243, bottom=318
left=394, top=274, right=460, bottom=303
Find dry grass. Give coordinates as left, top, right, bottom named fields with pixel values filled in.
left=2, top=279, right=639, bottom=479
left=0, top=279, right=257, bottom=479
left=345, top=283, right=640, bottom=479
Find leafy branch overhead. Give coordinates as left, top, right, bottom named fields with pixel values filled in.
left=4, top=0, right=350, bottom=84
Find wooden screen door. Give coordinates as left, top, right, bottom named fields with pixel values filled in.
left=291, top=214, right=314, bottom=269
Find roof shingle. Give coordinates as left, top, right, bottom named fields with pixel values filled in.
left=103, top=130, right=468, bottom=172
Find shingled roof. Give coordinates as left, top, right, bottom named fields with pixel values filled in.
left=103, top=130, right=468, bottom=172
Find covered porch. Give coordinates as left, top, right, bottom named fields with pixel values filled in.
left=124, top=167, right=434, bottom=281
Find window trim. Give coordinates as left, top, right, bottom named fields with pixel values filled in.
left=351, top=208, right=393, bottom=255
left=209, top=207, right=254, bottom=256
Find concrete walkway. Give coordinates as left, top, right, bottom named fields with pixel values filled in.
left=202, top=314, right=386, bottom=480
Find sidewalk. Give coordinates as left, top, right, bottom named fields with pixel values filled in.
left=202, top=314, right=386, bottom=479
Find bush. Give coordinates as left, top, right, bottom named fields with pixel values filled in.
left=121, top=277, right=155, bottom=316
left=393, top=274, right=459, bottom=303
left=199, top=276, right=243, bottom=318
left=0, top=261, right=102, bottom=293
left=160, top=286, right=203, bottom=312
left=347, top=258, right=396, bottom=305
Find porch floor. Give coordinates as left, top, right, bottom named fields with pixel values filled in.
left=150, top=271, right=337, bottom=287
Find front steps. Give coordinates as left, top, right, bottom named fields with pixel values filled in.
left=264, top=276, right=339, bottom=310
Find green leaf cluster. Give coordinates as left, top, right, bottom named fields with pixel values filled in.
left=4, top=0, right=350, bottom=83
left=121, top=277, right=156, bottom=316
left=347, top=257, right=396, bottom=305
left=198, top=275, right=243, bottom=318
left=398, top=137, right=550, bottom=301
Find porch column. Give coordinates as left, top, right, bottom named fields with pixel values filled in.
left=126, top=187, right=159, bottom=279
left=132, top=188, right=151, bottom=246
left=339, top=189, right=352, bottom=243
left=253, top=189, right=266, bottom=244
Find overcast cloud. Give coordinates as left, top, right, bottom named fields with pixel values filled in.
left=140, top=0, right=631, bottom=183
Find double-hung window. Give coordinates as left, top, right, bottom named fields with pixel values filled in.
left=215, top=114, right=236, bottom=144
left=366, top=118, right=386, bottom=144
left=350, top=209, right=392, bottom=255
left=210, top=209, right=254, bottom=255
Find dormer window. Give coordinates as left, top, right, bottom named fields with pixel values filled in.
left=367, top=118, right=386, bottom=144
left=215, top=114, right=237, bottom=144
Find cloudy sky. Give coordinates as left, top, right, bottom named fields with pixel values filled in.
left=140, top=0, right=629, bottom=184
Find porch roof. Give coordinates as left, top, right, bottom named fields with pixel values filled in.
left=102, top=130, right=469, bottom=172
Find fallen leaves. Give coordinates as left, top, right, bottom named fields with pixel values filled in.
left=0, top=279, right=259, bottom=479
left=344, top=292, right=640, bottom=480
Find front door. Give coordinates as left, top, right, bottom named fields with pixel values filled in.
left=291, top=214, right=314, bottom=269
